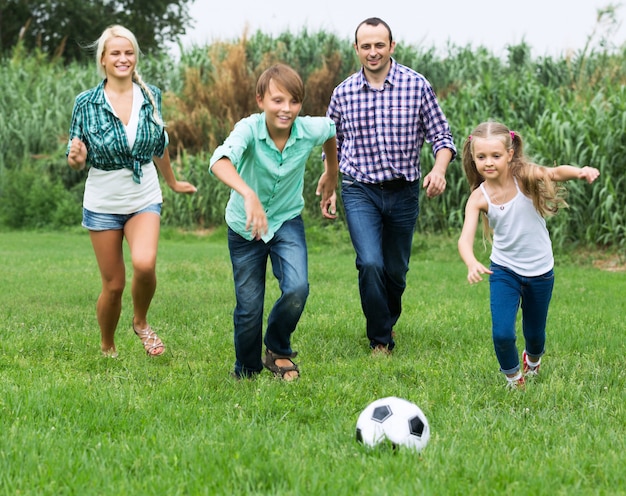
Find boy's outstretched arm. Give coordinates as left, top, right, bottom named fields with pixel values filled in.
left=211, top=157, right=267, bottom=239
left=317, top=136, right=339, bottom=219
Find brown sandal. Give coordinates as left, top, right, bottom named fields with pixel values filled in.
left=133, top=322, right=165, bottom=356
left=262, top=349, right=299, bottom=380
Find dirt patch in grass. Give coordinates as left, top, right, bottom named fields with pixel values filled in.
left=592, top=255, right=626, bottom=272
left=582, top=249, right=625, bottom=272
left=568, top=247, right=625, bottom=272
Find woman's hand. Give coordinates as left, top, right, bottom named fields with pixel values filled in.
left=170, top=181, right=197, bottom=194
left=67, top=138, right=87, bottom=170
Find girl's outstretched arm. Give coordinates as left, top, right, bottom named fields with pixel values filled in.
left=541, top=165, right=600, bottom=184
left=458, top=190, right=493, bottom=284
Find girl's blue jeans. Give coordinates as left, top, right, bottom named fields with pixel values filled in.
left=227, top=216, right=309, bottom=377
left=341, top=176, right=420, bottom=349
left=489, top=263, right=554, bottom=374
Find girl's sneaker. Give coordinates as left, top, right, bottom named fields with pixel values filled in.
left=522, top=350, right=541, bottom=377
left=506, top=373, right=525, bottom=390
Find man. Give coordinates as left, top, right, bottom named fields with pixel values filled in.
left=325, top=17, right=456, bottom=354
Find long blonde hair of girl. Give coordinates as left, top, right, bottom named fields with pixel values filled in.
left=461, top=121, right=568, bottom=238
left=462, top=121, right=568, bottom=215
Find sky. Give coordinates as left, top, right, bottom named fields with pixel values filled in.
left=176, top=0, right=625, bottom=58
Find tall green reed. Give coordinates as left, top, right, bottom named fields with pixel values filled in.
left=1, top=29, right=624, bottom=249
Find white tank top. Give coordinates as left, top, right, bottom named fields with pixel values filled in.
left=480, top=180, right=553, bottom=276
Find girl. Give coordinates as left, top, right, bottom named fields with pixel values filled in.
left=458, top=121, right=599, bottom=389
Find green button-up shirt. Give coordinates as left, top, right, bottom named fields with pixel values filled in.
left=66, top=80, right=168, bottom=184
left=210, top=113, right=336, bottom=241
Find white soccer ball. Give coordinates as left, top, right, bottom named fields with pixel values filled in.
left=356, top=396, right=430, bottom=451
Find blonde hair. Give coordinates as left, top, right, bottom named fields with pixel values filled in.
left=462, top=121, right=568, bottom=237
left=462, top=121, right=567, bottom=215
left=94, top=25, right=163, bottom=126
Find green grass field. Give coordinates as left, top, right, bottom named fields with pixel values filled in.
left=0, top=229, right=624, bottom=495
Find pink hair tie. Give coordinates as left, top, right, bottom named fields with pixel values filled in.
left=510, top=131, right=515, bottom=139
left=468, top=135, right=472, bottom=141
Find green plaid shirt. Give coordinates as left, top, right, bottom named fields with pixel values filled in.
left=66, top=80, right=168, bottom=184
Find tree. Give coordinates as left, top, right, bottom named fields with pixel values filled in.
left=0, top=0, right=193, bottom=61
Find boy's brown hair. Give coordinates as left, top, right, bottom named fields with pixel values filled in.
left=256, top=63, right=305, bottom=103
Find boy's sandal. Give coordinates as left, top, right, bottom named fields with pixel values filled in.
left=262, top=349, right=299, bottom=380
left=133, top=323, right=165, bottom=356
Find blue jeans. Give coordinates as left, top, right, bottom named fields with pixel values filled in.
left=341, top=176, right=420, bottom=349
left=227, top=216, right=309, bottom=377
left=489, top=263, right=554, bottom=374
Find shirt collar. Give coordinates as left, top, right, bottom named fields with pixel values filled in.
left=358, top=58, right=398, bottom=89
left=88, top=80, right=108, bottom=105
left=89, top=79, right=150, bottom=107
left=258, top=113, right=302, bottom=149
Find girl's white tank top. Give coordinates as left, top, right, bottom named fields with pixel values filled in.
left=480, top=179, right=554, bottom=276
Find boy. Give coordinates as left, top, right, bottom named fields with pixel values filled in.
left=210, top=64, right=338, bottom=380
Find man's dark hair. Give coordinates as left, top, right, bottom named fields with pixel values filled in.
left=354, top=17, right=393, bottom=44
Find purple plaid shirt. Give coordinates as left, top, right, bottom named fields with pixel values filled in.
left=326, top=59, right=456, bottom=184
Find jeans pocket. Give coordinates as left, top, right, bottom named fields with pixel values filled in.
left=341, top=176, right=357, bottom=189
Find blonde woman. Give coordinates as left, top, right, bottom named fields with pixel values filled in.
left=67, top=25, right=196, bottom=358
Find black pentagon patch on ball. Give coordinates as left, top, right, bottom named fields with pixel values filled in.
left=371, top=405, right=393, bottom=423
left=408, top=415, right=425, bottom=436
left=356, top=428, right=363, bottom=443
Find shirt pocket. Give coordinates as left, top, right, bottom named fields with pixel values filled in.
left=136, top=115, right=165, bottom=157
left=386, top=106, right=416, bottom=156
left=88, top=121, right=123, bottom=162
left=387, top=106, right=414, bottom=133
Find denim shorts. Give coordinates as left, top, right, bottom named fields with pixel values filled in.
left=82, top=203, right=162, bottom=231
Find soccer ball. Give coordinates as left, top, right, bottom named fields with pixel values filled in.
left=356, top=396, right=430, bottom=451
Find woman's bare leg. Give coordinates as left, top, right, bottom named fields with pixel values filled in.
left=89, top=229, right=126, bottom=355
left=124, top=212, right=163, bottom=354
